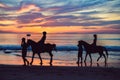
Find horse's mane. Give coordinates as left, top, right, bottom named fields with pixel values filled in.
left=80, top=40, right=91, bottom=46
left=28, top=39, right=37, bottom=44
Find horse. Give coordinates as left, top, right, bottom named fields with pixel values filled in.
left=78, top=40, right=108, bottom=63
left=27, top=39, right=57, bottom=66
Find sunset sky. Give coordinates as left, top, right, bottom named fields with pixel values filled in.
left=0, top=0, right=120, bottom=34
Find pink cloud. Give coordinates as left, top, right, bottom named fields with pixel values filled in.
left=16, top=4, right=41, bottom=14
left=0, top=3, right=8, bottom=8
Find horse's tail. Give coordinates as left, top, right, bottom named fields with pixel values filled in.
left=104, top=47, right=108, bottom=59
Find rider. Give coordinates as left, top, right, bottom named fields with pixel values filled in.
left=38, top=31, right=47, bottom=48
left=91, top=34, right=97, bottom=47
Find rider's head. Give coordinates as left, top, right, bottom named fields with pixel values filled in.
left=43, top=31, right=47, bottom=35
left=22, top=38, right=25, bottom=42
left=94, top=34, right=97, bottom=38
left=22, top=37, right=25, bottom=42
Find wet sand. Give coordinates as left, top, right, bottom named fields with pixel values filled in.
left=0, top=64, right=120, bottom=80
left=0, top=51, right=120, bottom=80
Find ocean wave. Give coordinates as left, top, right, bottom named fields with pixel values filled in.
left=0, top=45, right=120, bottom=51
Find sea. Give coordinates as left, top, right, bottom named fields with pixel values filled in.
left=0, top=33, right=120, bottom=67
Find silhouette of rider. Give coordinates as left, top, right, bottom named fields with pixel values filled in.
left=21, top=37, right=29, bottom=66
left=91, top=34, right=97, bottom=47
left=38, top=31, right=47, bottom=50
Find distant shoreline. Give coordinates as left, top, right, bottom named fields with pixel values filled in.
left=0, top=45, right=120, bottom=51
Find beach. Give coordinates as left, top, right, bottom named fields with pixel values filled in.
left=0, top=65, right=120, bottom=80
left=0, top=33, right=120, bottom=80
left=0, top=52, right=120, bottom=80
left=0, top=0, right=120, bottom=79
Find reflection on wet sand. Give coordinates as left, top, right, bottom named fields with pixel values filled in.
left=77, top=61, right=108, bottom=67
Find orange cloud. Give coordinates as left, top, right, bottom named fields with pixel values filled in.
left=0, top=25, right=119, bottom=34
left=0, top=20, right=17, bottom=25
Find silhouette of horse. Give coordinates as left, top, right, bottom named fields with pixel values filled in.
left=78, top=40, right=108, bottom=63
left=27, top=39, right=56, bottom=65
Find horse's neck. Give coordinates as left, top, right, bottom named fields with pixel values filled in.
left=82, top=41, right=91, bottom=47
left=29, top=40, right=37, bottom=46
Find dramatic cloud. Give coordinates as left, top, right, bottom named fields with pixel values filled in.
left=0, top=0, right=120, bottom=33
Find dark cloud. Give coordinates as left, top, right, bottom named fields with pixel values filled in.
left=96, top=20, right=120, bottom=26
left=107, top=24, right=120, bottom=29
left=0, top=0, right=120, bottom=33
left=17, top=13, right=44, bottom=24
left=0, top=14, right=16, bottom=20
left=78, top=20, right=120, bottom=26
left=35, top=13, right=120, bottom=27
left=0, top=30, right=16, bottom=33
left=52, top=0, right=107, bottom=15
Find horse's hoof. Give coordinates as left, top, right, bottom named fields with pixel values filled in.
left=30, top=62, right=32, bottom=65
left=40, top=63, right=43, bottom=64
left=50, top=63, right=52, bottom=66
left=49, top=62, right=52, bottom=64
left=40, top=63, right=43, bottom=65
left=105, top=61, right=107, bottom=64
left=22, top=64, right=26, bottom=66
left=76, top=61, right=79, bottom=64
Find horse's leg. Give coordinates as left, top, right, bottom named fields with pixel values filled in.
left=38, top=53, right=43, bottom=65
left=30, top=53, right=35, bottom=65
left=77, top=58, right=79, bottom=64
left=89, top=53, right=92, bottom=63
left=97, top=54, right=102, bottom=62
left=104, top=48, right=108, bottom=62
left=102, top=53, right=107, bottom=64
left=84, top=53, right=88, bottom=62
left=22, top=57, right=26, bottom=66
left=49, top=52, right=53, bottom=65
left=81, top=56, right=83, bottom=63
left=25, top=58, right=29, bottom=66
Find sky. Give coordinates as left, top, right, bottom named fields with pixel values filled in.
left=0, top=0, right=120, bottom=34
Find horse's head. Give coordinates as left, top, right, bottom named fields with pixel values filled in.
left=78, top=40, right=90, bottom=48
left=27, top=39, right=31, bottom=45
left=78, top=40, right=84, bottom=46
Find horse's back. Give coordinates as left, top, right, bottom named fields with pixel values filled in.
left=93, top=46, right=106, bottom=53
left=86, top=45, right=105, bottom=53
left=28, top=39, right=55, bottom=53
left=97, top=46, right=105, bottom=49
left=45, top=43, right=55, bottom=48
